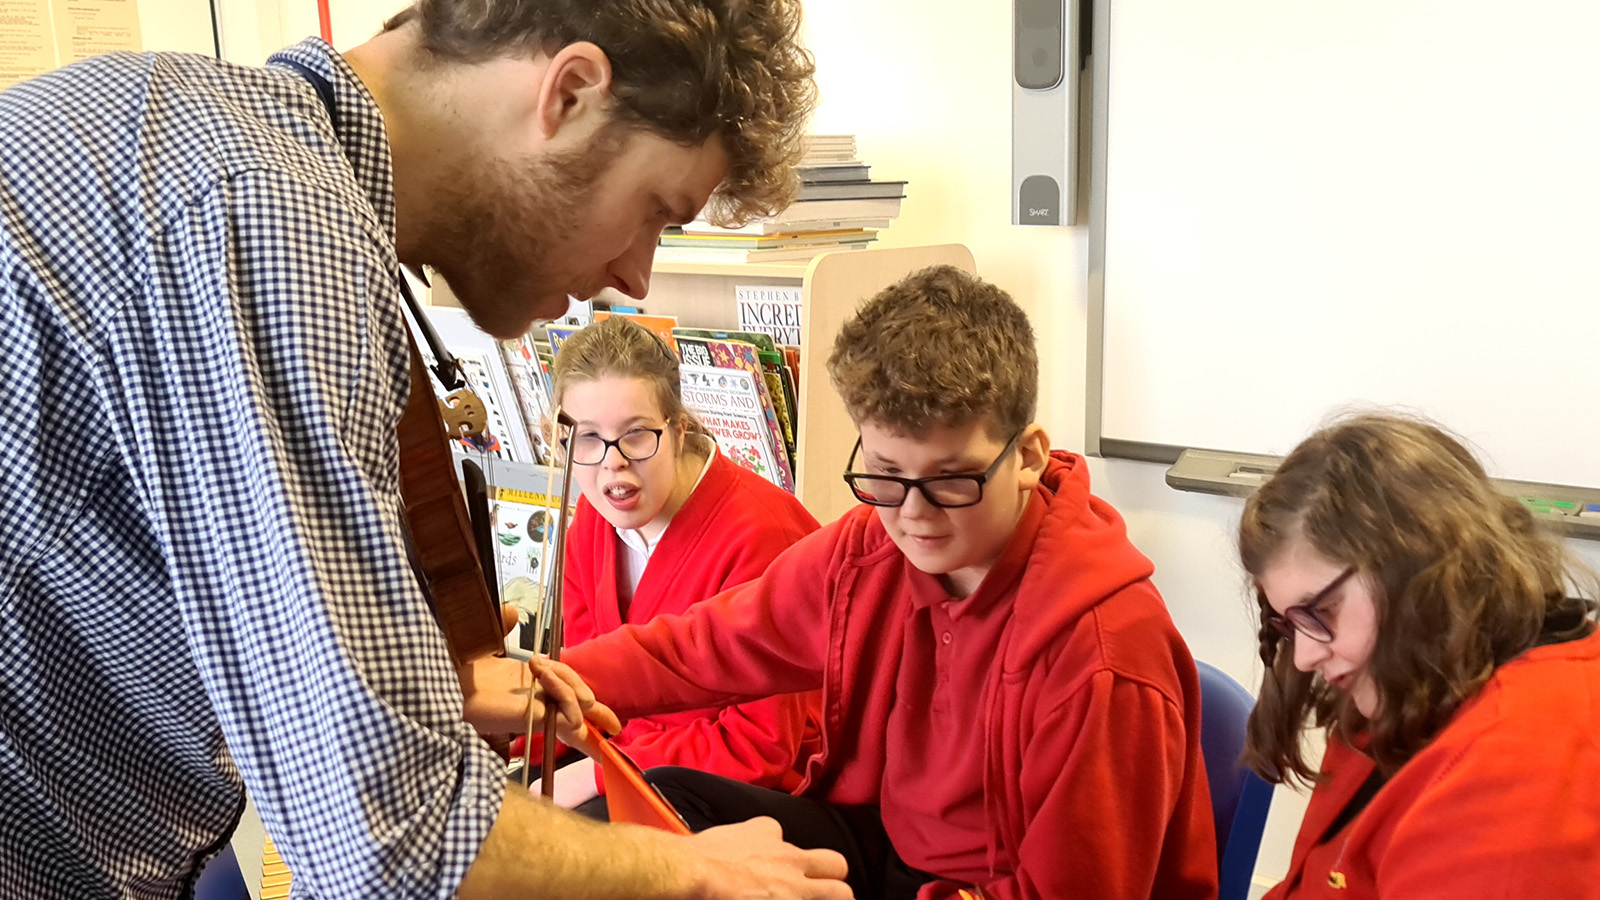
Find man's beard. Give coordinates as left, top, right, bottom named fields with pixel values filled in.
left=428, top=127, right=625, bottom=338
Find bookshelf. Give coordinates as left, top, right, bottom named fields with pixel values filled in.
left=641, top=244, right=976, bottom=524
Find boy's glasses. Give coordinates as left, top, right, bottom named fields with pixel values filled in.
left=842, top=433, right=1020, bottom=509
left=1264, top=566, right=1357, bottom=643
left=563, top=427, right=665, bottom=466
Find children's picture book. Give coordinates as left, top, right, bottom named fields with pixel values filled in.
left=490, top=486, right=564, bottom=654
left=498, top=334, right=557, bottom=465
left=762, top=354, right=798, bottom=447
left=676, top=334, right=794, bottom=481
left=545, top=323, right=582, bottom=359
left=704, top=339, right=795, bottom=480
left=735, top=285, right=805, bottom=347
left=594, top=311, right=680, bottom=354
left=780, top=344, right=802, bottom=407
left=673, top=325, right=779, bottom=355
left=679, top=365, right=788, bottom=491
left=450, top=353, right=520, bottom=458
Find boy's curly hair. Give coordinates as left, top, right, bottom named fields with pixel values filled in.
left=386, top=0, right=816, bottom=224
left=827, top=265, right=1038, bottom=439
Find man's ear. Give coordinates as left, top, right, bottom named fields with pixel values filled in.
left=1015, top=423, right=1051, bottom=492
left=534, top=41, right=613, bottom=140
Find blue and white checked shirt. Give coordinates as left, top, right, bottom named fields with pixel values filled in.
left=0, top=40, right=502, bottom=899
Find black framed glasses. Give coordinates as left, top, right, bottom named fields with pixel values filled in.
left=563, top=427, right=665, bottom=466
left=1265, top=566, right=1357, bottom=643
left=842, top=433, right=1020, bottom=509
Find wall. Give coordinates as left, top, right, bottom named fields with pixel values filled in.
left=215, top=0, right=403, bottom=64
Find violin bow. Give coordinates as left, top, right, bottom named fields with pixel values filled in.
left=523, top=409, right=578, bottom=795
left=516, top=406, right=690, bottom=833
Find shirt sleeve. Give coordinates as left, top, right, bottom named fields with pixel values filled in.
left=561, top=503, right=602, bottom=645
left=611, top=692, right=812, bottom=790
left=133, top=168, right=502, bottom=898
left=561, top=522, right=839, bottom=719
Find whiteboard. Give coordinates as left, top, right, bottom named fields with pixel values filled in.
left=1087, top=0, right=1600, bottom=490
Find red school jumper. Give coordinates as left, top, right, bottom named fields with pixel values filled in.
left=1265, top=630, right=1600, bottom=900
left=563, top=449, right=820, bottom=793
left=564, top=451, right=1218, bottom=900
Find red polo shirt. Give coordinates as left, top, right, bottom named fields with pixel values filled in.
left=882, top=496, right=1046, bottom=880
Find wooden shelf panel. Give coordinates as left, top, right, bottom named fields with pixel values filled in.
left=651, top=259, right=815, bottom=279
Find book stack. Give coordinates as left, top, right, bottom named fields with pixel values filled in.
left=657, top=134, right=906, bottom=264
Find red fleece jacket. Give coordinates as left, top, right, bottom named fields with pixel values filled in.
left=564, top=451, right=1218, bottom=900
left=1265, top=630, right=1600, bottom=900
left=563, top=450, right=820, bottom=792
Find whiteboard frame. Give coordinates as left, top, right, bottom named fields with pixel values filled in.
left=1086, top=0, right=1189, bottom=466
left=1084, top=0, right=1176, bottom=461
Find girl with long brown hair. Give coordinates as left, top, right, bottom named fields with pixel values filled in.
left=1240, top=413, right=1600, bottom=898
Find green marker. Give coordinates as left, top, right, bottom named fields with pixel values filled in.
left=1519, top=497, right=1578, bottom=516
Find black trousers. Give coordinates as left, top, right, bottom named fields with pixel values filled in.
left=626, top=766, right=937, bottom=900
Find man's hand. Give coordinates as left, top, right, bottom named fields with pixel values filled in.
left=459, top=791, right=852, bottom=900
left=457, top=653, right=621, bottom=741
left=677, top=817, right=852, bottom=900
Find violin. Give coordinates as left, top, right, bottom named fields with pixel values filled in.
left=395, top=281, right=685, bottom=833
left=395, top=330, right=505, bottom=667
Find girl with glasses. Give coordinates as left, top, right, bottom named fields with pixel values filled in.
left=521, top=315, right=820, bottom=815
left=1240, top=413, right=1600, bottom=898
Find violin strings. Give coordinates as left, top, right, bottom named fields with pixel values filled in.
left=524, top=405, right=563, bottom=793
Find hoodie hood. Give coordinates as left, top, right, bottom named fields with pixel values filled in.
left=1003, top=450, right=1156, bottom=667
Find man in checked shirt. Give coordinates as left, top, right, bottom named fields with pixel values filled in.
left=0, top=2, right=848, bottom=899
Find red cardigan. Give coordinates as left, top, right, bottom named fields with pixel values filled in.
left=565, top=452, right=1217, bottom=900
left=564, top=449, right=820, bottom=792
left=1266, top=630, right=1600, bottom=900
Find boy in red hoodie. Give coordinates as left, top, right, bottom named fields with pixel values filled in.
left=562, top=265, right=1217, bottom=900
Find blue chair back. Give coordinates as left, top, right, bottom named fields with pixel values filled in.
left=1195, top=660, right=1274, bottom=900
left=194, top=843, right=250, bottom=900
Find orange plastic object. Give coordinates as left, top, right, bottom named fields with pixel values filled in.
left=565, top=716, right=691, bottom=834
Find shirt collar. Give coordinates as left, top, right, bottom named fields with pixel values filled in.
left=267, top=38, right=396, bottom=239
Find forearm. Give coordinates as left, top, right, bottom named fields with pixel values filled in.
left=462, top=788, right=853, bottom=900
left=458, top=787, right=695, bottom=900
left=567, top=593, right=825, bottom=719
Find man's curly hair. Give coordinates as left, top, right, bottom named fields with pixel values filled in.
left=385, top=0, right=816, bottom=225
